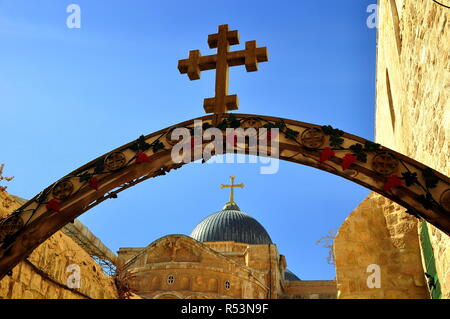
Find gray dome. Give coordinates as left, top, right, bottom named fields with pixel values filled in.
left=190, top=202, right=272, bottom=245
left=284, top=269, right=301, bottom=281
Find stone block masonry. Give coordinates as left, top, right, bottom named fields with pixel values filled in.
left=0, top=191, right=118, bottom=299
left=335, top=0, right=449, bottom=299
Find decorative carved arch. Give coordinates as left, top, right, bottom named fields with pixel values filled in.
left=0, top=113, right=449, bottom=279
left=153, top=292, right=182, bottom=299
left=185, top=293, right=210, bottom=299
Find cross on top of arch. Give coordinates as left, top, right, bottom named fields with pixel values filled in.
left=178, top=24, right=268, bottom=118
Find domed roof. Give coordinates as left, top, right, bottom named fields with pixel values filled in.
left=190, top=202, right=273, bottom=245
left=284, top=269, right=301, bottom=281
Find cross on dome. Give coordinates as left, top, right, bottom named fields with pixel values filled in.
left=220, top=176, right=244, bottom=205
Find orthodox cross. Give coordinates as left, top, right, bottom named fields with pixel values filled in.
left=220, top=176, right=244, bottom=205
left=178, top=24, right=268, bottom=121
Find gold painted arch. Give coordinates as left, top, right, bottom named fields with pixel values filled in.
left=0, top=113, right=449, bottom=279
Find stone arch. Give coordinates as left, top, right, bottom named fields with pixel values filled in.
left=185, top=293, right=210, bottom=299
left=153, top=292, right=182, bottom=299
left=0, top=113, right=449, bottom=279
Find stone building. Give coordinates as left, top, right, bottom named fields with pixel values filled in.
left=117, top=197, right=336, bottom=299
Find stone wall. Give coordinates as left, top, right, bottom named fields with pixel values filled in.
left=334, top=193, right=429, bottom=298
left=374, top=0, right=450, bottom=298
left=205, top=242, right=286, bottom=298
left=0, top=191, right=118, bottom=299
left=281, top=280, right=336, bottom=299
left=118, top=236, right=271, bottom=299
left=335, top=0, right=449, bottom=299
left=118, top=235, right=336, bottom=299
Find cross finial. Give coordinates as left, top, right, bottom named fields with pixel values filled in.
left=178, top=24, right=268, bottom=122
left=220, top=176, right=244, bottom=205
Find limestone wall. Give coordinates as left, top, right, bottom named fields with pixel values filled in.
left=118, top=236, right=334, bottom=299
left=0, top=191, right=118, bottom=299
left=281, top=280, right=336, bottom=299
left=130, top=267, right=269, bottom=299
left=206, top=242, right=285, bottom=298
left=118, top=236, right=271, bottom=299
left=374, top=0, right=450, bottom=298
left=335, top=0, right=449, bottom=299
left=334, top=193, right=429, bottom=298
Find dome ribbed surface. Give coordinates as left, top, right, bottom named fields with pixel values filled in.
left=284, top=269, right=301, bottom=281
left=190, top=206, right=272, bottom=245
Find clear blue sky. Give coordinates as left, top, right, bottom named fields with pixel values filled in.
left=0, top=0, right=377, bottom=280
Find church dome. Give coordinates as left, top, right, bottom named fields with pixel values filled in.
left=190, top=202, right=273, bottom=245
left=284, top=269, right=301, bottom=281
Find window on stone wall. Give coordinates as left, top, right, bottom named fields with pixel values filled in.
left=386, top=69, right=396, bottom=132
left=224, top=281, right=231, bottom=289
left=388, top=0, right=402, bottom=56
left=167, top=275, right=175, bottom=285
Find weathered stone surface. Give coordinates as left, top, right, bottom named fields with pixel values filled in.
left=118, top=235, right=336, bottom=299
left=335, top=193, right=429, bottom=299
left=335, top=0, right=449, bottom=299
left=374, top=0, right=450, bottom=299
left=0, top=191, right=119, bottom=299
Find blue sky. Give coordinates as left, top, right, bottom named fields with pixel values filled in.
left=0, top=0, right=377, bottom=280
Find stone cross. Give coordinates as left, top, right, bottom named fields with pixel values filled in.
left=178, top=24, right=268, bottom=119
left=220, top=176, right=244, bottom=205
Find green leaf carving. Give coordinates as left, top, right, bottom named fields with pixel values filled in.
left=151, top=141, right=165, bottom=153
left=216, top=119, right=228, bottom=130
left=418, top=193, right=434, bottom=210
left=364, top=141, right=381, bottom=152
left=285, top=128, right=299, bottom=140
left=130, top=135, right=151, bottom=152
left=321, top=125, right=344, bottom=137
left=36, top=191, right=48, bottom=203
left=422, top=167, right=439, bottom=189
left=322, top=125, right=345, bottom=147
left=94, top=159, right=105, bottom=174
left=349, top=143, right=367, bottom=162
left=401, top=171, right=418, bottom=187
left=79, top=172, right=92, bottom=183
left=227, top=114, right=240, bottom=128
left=202, top=122, right=212, bottom=130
